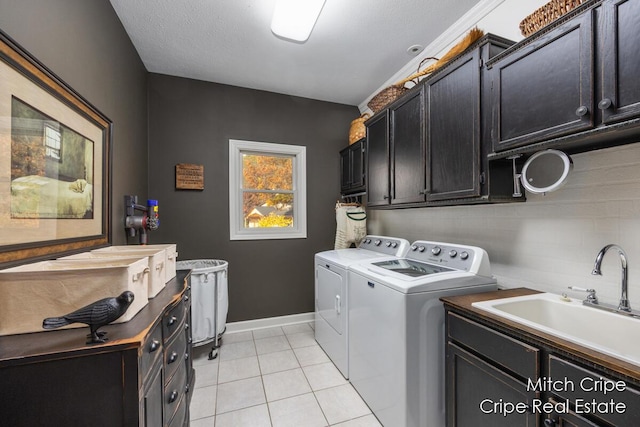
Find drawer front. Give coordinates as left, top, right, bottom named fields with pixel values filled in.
left=167, top=394, right=187, bottom=427
left=141, top=323, right=163, bottom=381
left=164, top=359, right=187, bottom=424
left=164, top=322, right=188, bottom=384
left=548, top=355, right=640, bottom=426
left=163, top=297, right=187, bottom=341
left=142, top=365, right=163, bottom=427
left=447, top=312, right=539, bottom=380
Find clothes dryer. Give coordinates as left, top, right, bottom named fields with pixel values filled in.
left=314, top=235, right=409, bottom=378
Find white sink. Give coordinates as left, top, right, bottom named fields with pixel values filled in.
left=472, top=293, right=640, bottom=367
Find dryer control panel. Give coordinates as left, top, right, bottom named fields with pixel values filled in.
left=359, top=235, right=410, bottom=257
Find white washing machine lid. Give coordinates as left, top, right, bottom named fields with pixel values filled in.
left=371, top=258, right=454, bottom=277
left=315, top=235, right=410, bottom=267
left=348, top=239, right=497, bottom=294
left=316, top=248, right=397, bottom=267
left=349, top=262, right=496, bottom=294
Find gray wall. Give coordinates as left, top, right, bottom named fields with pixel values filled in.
left=148, top=73, right=359, bottom=322
left=0, top=1, right=360, bottom=322
left=0, top=0, right=148, bottom=244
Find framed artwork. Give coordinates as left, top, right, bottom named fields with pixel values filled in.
left=175, top=163, right=204, bottom=190
left=0, top=30, right=112, bottom=266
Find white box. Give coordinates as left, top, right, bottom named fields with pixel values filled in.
left=138, top=244, right=178, bottom=282
left=68, top=247, right=167, bottom=298
left=0, top=257, right=150, bottom=336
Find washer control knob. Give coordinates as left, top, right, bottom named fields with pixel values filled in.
left=384, top=241, right=391, bottom=247
left=418, top=246, right=426, bottom=252
left=431, top=246, right=442, bottom=255
left=374, top=239, right=381, bottom=246
left=460, top=251, right=469, bottom=260
left=411, top=245, right=418, bottom=251
left=449, top=250, right=457, bottom=258
left=391, top=242, right=398, bottom=248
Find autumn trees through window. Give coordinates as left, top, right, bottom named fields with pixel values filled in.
left=229, top=140, right=307, bottom=240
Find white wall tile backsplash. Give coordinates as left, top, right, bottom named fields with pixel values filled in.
left=367, top=143, right=640, bottom=308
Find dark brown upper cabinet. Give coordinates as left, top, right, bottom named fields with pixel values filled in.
left=489, top=10, right=595, bottom=152
left=366, top=89, right=425, bottom=207
left=366, top=110, right=391, bottom=206
left=390, top=88, right=425, bottom=205
left=340, top=138, right=365, bottom=195
left=425, top=47, right=482, bottom=201
left=489, top=0, right=640, bottom=156
left=426, top=35, right=515, bottom=203
left=364, top=35, right=518, bottom=209
left=599, top=0, right=640, bottom=125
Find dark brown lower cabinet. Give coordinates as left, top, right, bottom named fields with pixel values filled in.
left=544, top=398, right=601, bottom=427
left=0, top=271, right=194, bottom=427
left=447, top=342, right=538, bottom=426
left=444, top=292, right=640, bottom=427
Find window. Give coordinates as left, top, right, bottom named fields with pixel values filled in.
left=229, top=139, right=306, bottom=240
left=44, top=124, right=61, bottom=161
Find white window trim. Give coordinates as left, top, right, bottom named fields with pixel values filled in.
left=229, top=139, right=307, bottom=240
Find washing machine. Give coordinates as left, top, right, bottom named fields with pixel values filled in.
left=348, top=240, right=498, bottom=427
left=315, top=235, right=410, bottom=379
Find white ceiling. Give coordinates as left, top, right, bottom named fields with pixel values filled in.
left=109, top=0, right=484, bottom=106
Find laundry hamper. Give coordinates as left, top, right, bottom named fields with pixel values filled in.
left=177, top=259, right=229, bottom=359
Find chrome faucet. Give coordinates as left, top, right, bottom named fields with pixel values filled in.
left=592, top=244, right=630, bottom=312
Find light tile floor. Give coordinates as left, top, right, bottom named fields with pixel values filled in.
left=189, top=322, right=382, bottom=427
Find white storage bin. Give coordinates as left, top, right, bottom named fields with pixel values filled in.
left=177, top=259, right=228, bottom=348
left=91, top=245, right=177, bottom=284
left=0, top=257, right=150, bottom=336
left=141, top=244, right=178, bottom=281
left=76, top=247, right=167, bottom=298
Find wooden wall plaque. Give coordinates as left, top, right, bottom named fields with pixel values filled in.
left=175, top=163, right=204, bottom=190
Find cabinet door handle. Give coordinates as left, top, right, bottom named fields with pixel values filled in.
left=149, top=339, right=160, bottom=353
left=383, top=195, right=390, bottom=200
left=544, top=418, right=557, bottom=426
left=598, top=98, right=613, bottom=110
left=575, top=106, right=589, bottom=117
left=167, top=315, right=177, bottom=327
left=168, top=390, right=179, bottom=404
left=168, top=351, right=179, bottom=364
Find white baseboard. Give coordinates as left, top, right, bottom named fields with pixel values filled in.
left=225, top=312, right=315, bottom=334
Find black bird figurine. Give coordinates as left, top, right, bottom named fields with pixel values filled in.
left=42, top=291, right=135, bottom=344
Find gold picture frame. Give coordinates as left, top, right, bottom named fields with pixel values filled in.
left=0, top=30, right=112, bottom=267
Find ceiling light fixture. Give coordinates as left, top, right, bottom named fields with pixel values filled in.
left=271, top=0, right=326, bottom=42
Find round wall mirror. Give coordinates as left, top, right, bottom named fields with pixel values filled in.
left=520, top=149, right=573, bottom=194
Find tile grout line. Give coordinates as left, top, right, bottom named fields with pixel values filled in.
left=201, top=323, right=374, bottom=426
left=253, top=330, right=275, bottom=427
